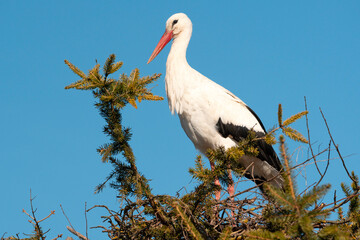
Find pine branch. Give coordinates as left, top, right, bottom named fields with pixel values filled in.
left=282, top=127, right=308, bottom=143
left=282, top=110, right=308, bottom=127
left=278, top=104, right=283, bottom=127
left=279, top=135, right=298, bottom=208
left=64, top=59, right=87, bottom=78
left=173, top=202, right=204, bottom=240
left=218, top=226, right=232, bottom=240
left=64, top=56, right=360, bottom=239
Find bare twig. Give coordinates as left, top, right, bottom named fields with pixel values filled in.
left=51, top=234, right=63, bottom=240
left=61, top=204, right=90, bottom=240
left=89, top=225, right=108, bottom=231
left=87, top=205, right=114, bottom=215
left=60, top=204, right=75, bottom=231
left=85, top=202, right=89, bottom=240
left=66, top=226, right=88, bottom=240
left=325, top=191, right=360, bottom=212
left=38, top=210, right=56, bottom=223
left=21, top=190, right=57, bottom=240
left=292, top=148, right=329, bottom=170
left=314, top=140, right=332, bottom=188
left=23, top=209, right=35, bottom=223
left=304, top=97, right=322, bottom=177
left=320, top=108, right=356, bottom=183
left=29, top=190, right=49, bottom=239
left=29, top=190, right=45, bottom=240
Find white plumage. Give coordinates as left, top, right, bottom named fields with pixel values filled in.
left=148, top=13, right=283, bottom=197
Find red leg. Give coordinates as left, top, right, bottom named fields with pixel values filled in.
left=227, top=169, right=236, bottom=220
left=210, top=161, right=221, bottom=200
left=227, top=169, right=234, bottom=198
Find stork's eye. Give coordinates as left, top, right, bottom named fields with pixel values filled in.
left=172, top=19, right=178, bottom=27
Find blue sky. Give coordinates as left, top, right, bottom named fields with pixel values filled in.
left=1, top=1, right=359, bottom=238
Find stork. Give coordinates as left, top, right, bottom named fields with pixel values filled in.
left=148, top=13, right=283, bottom=199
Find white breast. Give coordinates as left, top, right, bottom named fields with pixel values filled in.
left=166, top=69, right=249, bottom=154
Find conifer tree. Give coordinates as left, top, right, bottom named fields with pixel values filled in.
left=5, top=54, right=360, bottom=239
left=62, top=55, right=359, bottom=239
left=62, top=55, right=360, bottom=239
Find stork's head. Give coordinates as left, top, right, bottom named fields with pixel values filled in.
left=147, top=13, right=192, bottom=64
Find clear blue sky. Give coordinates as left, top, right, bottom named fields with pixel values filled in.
left=1, top=1, right=359, bottom=238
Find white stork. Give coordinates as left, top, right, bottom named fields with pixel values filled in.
left=148, top=13, right=283, bottom=199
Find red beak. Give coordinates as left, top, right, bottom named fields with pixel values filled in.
left=147, top=30, right=173, bottom=64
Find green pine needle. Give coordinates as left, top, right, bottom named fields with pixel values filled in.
left=278, top=104, right=283, bottom=126
left=64, top=59, right=87, bottom=78
left=283, top=127, right=308, bottom=143
left=282, top=110, right=308, bottom=127
left=103, top=54, right=116, bottom=77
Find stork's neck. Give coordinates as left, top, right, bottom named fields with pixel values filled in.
left=166, top=30, right=192, bottom=70
left=165, top=29, right=193, bottom=115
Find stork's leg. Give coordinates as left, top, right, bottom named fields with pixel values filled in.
left=227, top=169, right=234, bottom=198
left=227, top=169, right=236, bottom=221
left=210, top=161, right=221, bottom=200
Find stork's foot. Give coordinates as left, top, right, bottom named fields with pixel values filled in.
left=215, top=178, right=221, bottom=200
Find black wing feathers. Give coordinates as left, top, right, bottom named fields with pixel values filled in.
left=216, top=118, right=250, bottom=142
left=245, top=105, right=267, bottom=133
left=216, top=118, right=282, bottom=171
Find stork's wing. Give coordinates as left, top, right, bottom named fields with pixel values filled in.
left=192, top=72, right=282, bottom=172
left=210, top=86, right=282, bottom=172
left=216, top=116, right=282, bottom=172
